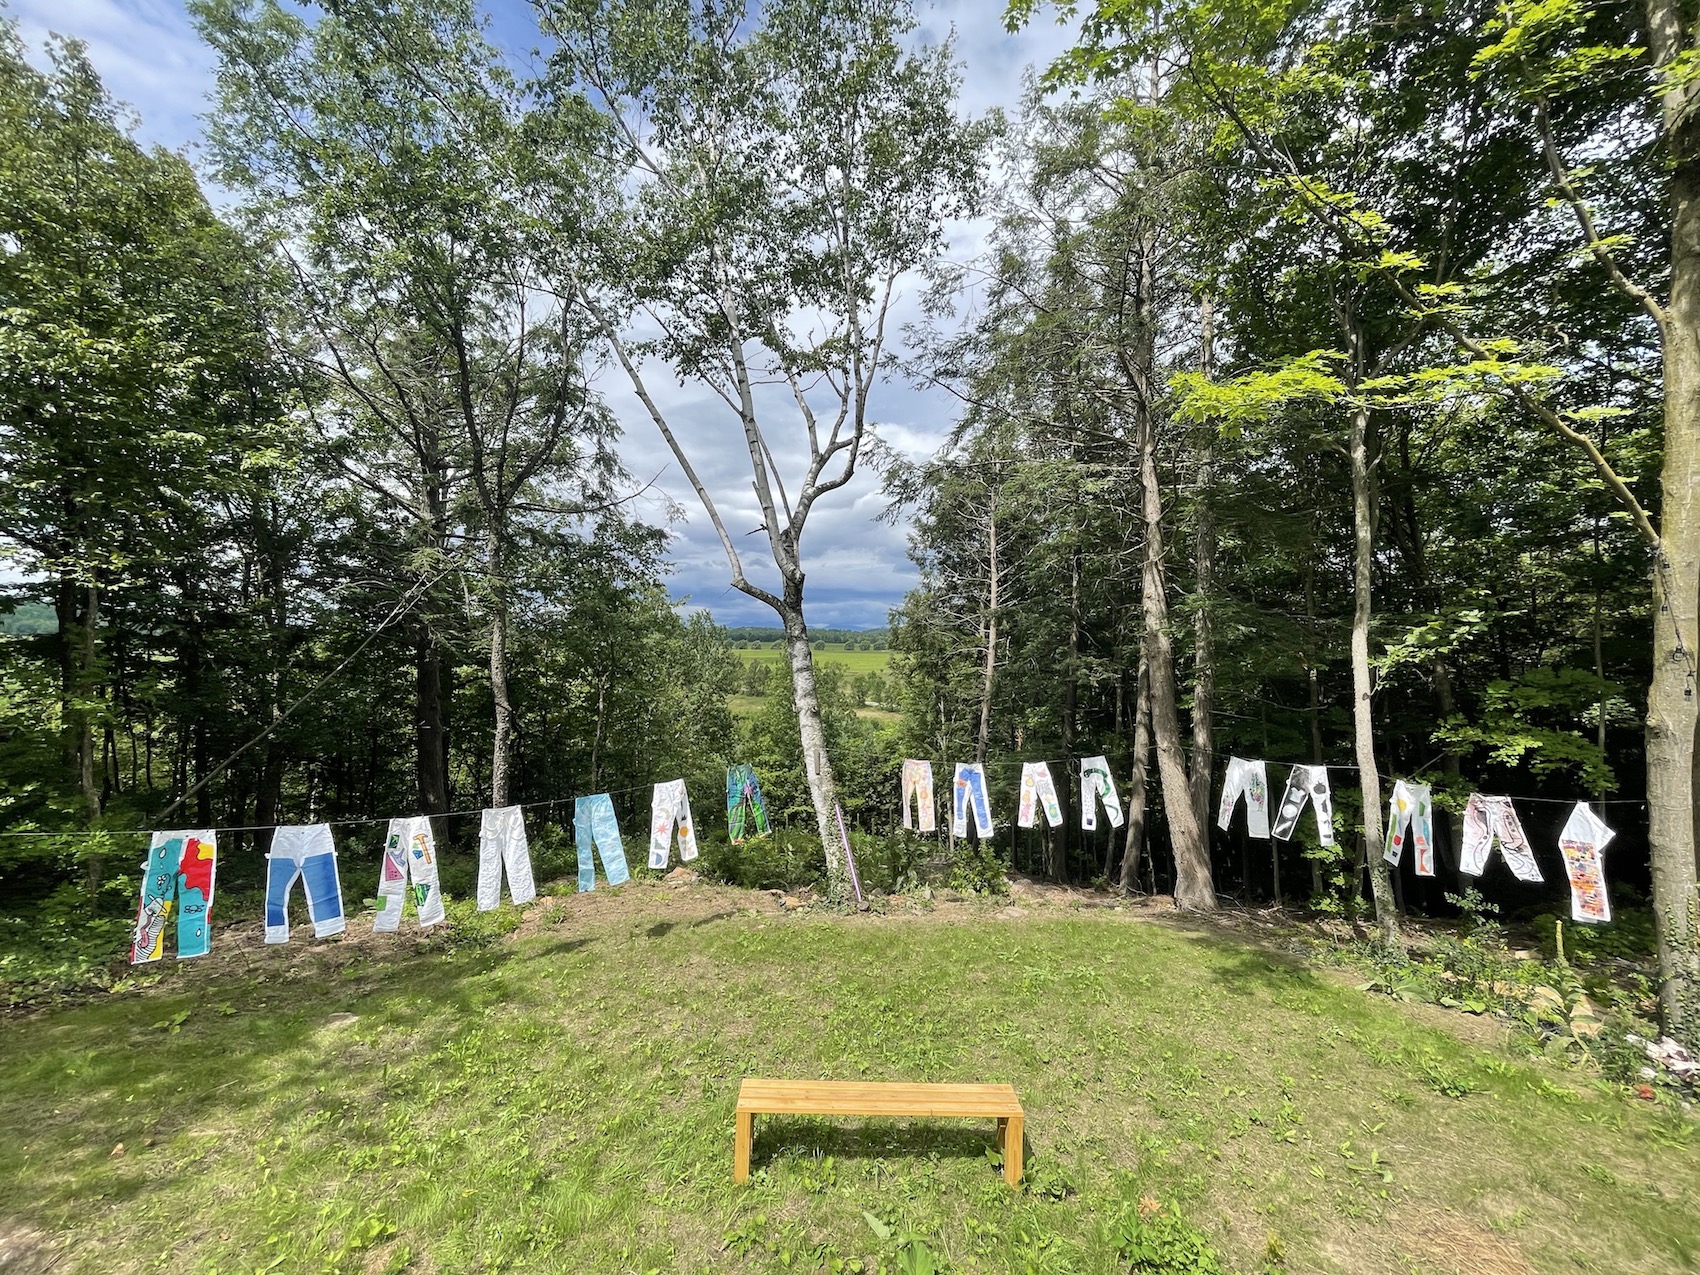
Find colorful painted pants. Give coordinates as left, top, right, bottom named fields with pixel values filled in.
left=264, top=823, right=345, bottom=944
left=376, top=816, right=445, bottom=931
left=1382, top=781, right=1435, bottom=877
left=1459, top=794, right=1541, bottom=882
left=1558, top=802, right=1614, bottom=923
left=1217, top=756, right=1270, bottom=838
left=727, top=763, right=771, bottom=844
left=1080, top=755, right=1124, bottom=831
left=649, top=779, right=699, bottom=869
left=477, top=805, right=536, bottom=911
left=1271, top=765, right=1334, bottom=845
left=901, top=759, right=936, bottom=832
left=576, top=793, right=631, bottom=891
left=131, top=829, right=217, bottom=964
left=951, top=762, right=994, bottom=838
left=1017, top=762, right=1062, bottom=829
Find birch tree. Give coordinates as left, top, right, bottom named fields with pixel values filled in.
left=539, top=0, right=984, bottom=863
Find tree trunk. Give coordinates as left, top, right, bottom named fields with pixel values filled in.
left=415, top=625, right=449, bottom=815
left=1348, top=401, right=1399, bottom=944
left=780, top=585, right=845, bottom=888
left=1139, top=403, right=1216, bottom=911
left=1648, top=0, right=1700, bottom=1041
left=1188, top=295, right=1217, bottom=837
left=1303, top=552, right=1326, bottom=897
left=977, top=494, right=999, bottom=768
left=1120, top=656, right=1152, bottom=892
left=488, top=530, right=515, bottom=808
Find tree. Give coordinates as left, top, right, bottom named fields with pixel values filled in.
left=538, top=0, right=985, bottom=871
left=194, top=0, right=620, bottom=811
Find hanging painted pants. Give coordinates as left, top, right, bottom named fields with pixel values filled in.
left=1217, top=756, right=1271, bottom=838
left=1017, top=762, right=1063, bottom=829
left=649, top=779, right=699, bottom=869
left=477, top=805, right=537, bottom=911
left=900, top=759, right=936, bottom=833
left=727, top=763, right=771, bottom=844
left=1271, top=764, right=1335, bottom=845
left=1381, top=781, right=1435, bottom=877
left=1080, top=755, right=1124, bottom=831
left=576, top=793, right=631, bottom=891
left=131, top=829, right=217, bottom=964
left=951, top=762, right=994, bottom=838
left=376, top=816, right=445, bottom=931
left=1558, top=801, right=1614, bottom=923
left=265, top=823, right=345, bottom=943
left=1459, top=794, right=1542, bottom=882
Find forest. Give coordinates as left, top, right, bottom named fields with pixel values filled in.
left=0, top=0, right=1694, bottom=1036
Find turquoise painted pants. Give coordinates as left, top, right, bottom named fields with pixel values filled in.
left=576, top=793, right=631, bottom=891
left=131, top=830, right=217, bottom=963
left=727, top=763, right=771, bottom=843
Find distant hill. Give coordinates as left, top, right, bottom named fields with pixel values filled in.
left=0, top=602, right=55, bottom=636
left=722, top=625, right=889, bottom=649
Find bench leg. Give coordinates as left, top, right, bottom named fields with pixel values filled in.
left=1001, top=1114, right=1023, bottom=1189
left=734, top=1110, right=754, bottom=1184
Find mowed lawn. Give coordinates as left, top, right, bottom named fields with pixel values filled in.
left=3, top=883, right=1698, bottom=1274
left=738, top=644, right=893, bottom=676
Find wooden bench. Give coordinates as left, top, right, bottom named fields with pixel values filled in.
left=734, top=1078, right=1025, bottom=1188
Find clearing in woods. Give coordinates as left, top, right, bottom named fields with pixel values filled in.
left=1, top=881, right=1695, bottom=1274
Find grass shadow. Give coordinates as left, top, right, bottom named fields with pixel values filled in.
left=752, top=1116, right=1003, bottom=1174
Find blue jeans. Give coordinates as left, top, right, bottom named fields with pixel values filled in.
left=264, top=824, right=346, bottom=943
left=576, top=793, right=631, bottom=891
left=951, top=763, right=993, bottom=838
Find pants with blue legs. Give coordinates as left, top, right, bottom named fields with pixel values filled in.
left=952, top=763, right=994, bottom=838
left=265, top=823, right=346, bottom=943
left=576, top=793, right=631, bottom=891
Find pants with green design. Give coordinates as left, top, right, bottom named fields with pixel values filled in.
left=375, top=816, right=445, bottom=931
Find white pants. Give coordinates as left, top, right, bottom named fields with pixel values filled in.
left=901, top=760, right=936, bottom=832
left=265, top=823, right=346, bottom=943
left=1558, top=802, right=1614, bottom=923
left=477, top=806, right=536, bottom=911
left=1382, top=781, right=1435, bottom=876
left=1080, top=755, right=1124, bottom=831
left=1017, top=762, right=1062, bottom=828
left=376, top=816, right=445, bottom=931
left=1272, top=765, right=1334, bottom=845
left=1459, top=794, right=1541, bottom=882
left=1217, top=756, right=1270, bottom=838
left=649, top=779, right=699, bottom=869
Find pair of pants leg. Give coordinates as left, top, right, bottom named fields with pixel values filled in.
left=727, top=763, right=770, bottom=844
left=477, top=806, right=536, bottom=911
left=1558, top=801, right=1614, bottom=923
left=1460, top=794, right=1542, bottom=882
left=576, top=793, right=631, bottom=890
left=131, top=830, right=217, bottom=964
left=376, top=816, right=445, bottom=931
left=952, top=762, right=993, bottom=837
left=1217, top=756, right=1270, bottom=838
left=1382, top=781, right=1435, bottom=877
left=1080, top=755, right=1124, bottom=831
left=1272, top=765, right=1335, bottom=845
left=265, top=824, right=345, bottom=943
left=901, top=760, right=936, bottom=832
left=649, top=780, right=699, bottom=869
left=1017, top=762, right=1062, bottom=829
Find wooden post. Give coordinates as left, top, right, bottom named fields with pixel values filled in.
left=734, top=1110, right=753, bottom=1184
left=1002, top=1113, right=1024, bottom=1188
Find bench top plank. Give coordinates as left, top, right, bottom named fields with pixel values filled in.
left=737, top=1079, right=1022, bottom=1118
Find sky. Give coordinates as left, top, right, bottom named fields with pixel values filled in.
left=8, top=0, right=1080, bottom=629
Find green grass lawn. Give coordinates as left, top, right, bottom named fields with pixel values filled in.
left=739, top=644, right=893, bottom=675
left=3, top=883, right=1697, bottom=1274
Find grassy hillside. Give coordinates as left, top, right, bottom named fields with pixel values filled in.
left=740, top=644, right=893, bottom=675
left=2, top=881, right=1696, bottom=1273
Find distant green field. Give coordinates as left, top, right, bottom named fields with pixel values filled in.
left=737, top=644, right=892, bottom=675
